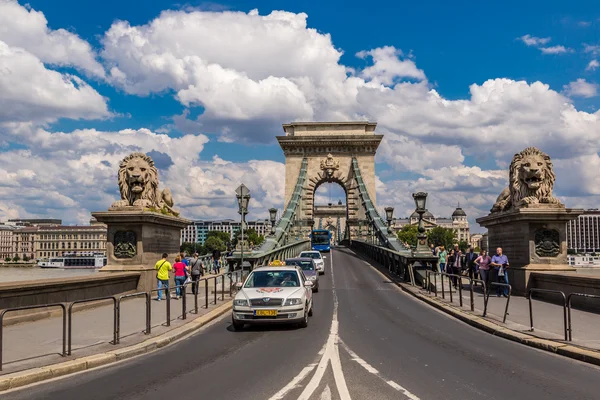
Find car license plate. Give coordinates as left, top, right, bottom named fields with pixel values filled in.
left=255, top=309, right=278, bottom=316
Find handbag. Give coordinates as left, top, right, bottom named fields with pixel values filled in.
left=184, top=276, right=192, bottom=285
left=498, top=266, right=505, bottom=277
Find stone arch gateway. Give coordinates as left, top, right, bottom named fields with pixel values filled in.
left=276, top=122, right=382, bottom=238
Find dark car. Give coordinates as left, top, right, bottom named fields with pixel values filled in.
left=284, top=257, right=319, bottom=292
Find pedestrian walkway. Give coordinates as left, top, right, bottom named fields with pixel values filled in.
left=426, top=277, right=600, bottom=350
left=0, top=274, right=235, bottom=375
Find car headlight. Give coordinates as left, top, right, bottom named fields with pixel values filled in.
left=285, top=298, right=303, bottom=306
left=234, top=299, right=249, bottom=306
left=309, top=275, right=317, bottom=280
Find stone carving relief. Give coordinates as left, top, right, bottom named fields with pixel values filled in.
left=491, top=147, right=563, bottom=213
left=320, top=153, right=340, bottom=178
left=110, top=152, right=179, bottom=216
left=114, top=231, right=137, bottom=258
left=534, top=229, right=561, bottom=257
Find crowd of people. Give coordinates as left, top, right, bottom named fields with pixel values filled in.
left=153, top=249, right=227, bottom=301
left=431, top=244, right=510, bottom=297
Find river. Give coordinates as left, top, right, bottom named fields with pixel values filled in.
left=0, top=267, right=98, bottom=283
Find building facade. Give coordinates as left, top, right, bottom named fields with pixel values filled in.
left=35, top=225, right=108, bottom=259
left=566, top=209, right=600, bottom=253
left=0, top=225, right=16, bottom=259
left=12, top=227, right=37, bottom=260
left=391, top=206, right=470, bottom=243
left=5, top=218, right=61, bottom=227
left=181, top=219, right=271, bottom=245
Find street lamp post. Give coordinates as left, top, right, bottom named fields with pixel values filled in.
left=235, top=184, right=251, bottom=271
left=269, top=208, right=277, bottom=235
left=412, top=192, right=429, bottom=254
left=384, top=207, right=394, bottom=235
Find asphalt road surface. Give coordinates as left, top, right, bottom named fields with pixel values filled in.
left=6, top=247, right=600, bottom=400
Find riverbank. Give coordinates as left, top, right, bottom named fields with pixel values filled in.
left=0, top=263, right=36, bottom=268
left=0, top=267, right=98, bottom=283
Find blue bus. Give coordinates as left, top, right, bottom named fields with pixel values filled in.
left=310, top=229, right=332, bottom=252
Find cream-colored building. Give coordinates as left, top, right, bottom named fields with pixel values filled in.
left=0, top=225, right=16, bottom=259
left=392, top=206, right=470, bottom=243
left=35, top=225, right=107, bottom=259
left=470, top=233, right=483, bottom=250
left=12, top=227, right=37, bottom=260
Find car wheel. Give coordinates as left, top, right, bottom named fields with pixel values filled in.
left=231, top=315, right=244, bottom=331
left=299, top=306, right=309, bottom=328
left=314, top=285, right=319, bottom=293
left=308, top=303, right=313, bottom=317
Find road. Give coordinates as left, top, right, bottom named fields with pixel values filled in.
left=5, top=246, right=600, bottom=400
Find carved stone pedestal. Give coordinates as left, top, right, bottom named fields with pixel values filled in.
left=476, top=207, right=583, bottom=295
left=92, top=209, right=191, bottom=292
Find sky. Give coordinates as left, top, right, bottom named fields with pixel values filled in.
left=0, top=0, right=599, bottom=232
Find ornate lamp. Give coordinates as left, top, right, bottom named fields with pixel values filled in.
left=235, top=184, right=251, bottom=269
left=384, top=206, right=394, bottom=234
left=412, top=192, right=429, bottom=253
left=268, top=207, right=277, bottom=235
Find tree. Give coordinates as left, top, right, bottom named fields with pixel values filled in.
left=23, top=255, right=30, bottom=262
left=427, top=227, right=456, bottom=250
left=12, top=255, right=20, bottom=262
left=232, top=228, right=264, bottom=248
left=207, top=231, right=231, bottom=244
left=457, top=240, right=469, bottom=252
left=4, top=257, right=10, bottom=262
left=204, top=236, right=226, bottom=252
left=180, top=242, right=203, bottom=256
left=396, top=225, right=418, bottom=247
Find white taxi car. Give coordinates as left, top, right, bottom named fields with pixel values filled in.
left=232, top=265, right=314, bottom=330
left=299, top=250, right=325, bottom=275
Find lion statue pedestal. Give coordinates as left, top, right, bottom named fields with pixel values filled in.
left=476, top=147, right=583, bottom=295
left=92, top=152, right=191, bottom=292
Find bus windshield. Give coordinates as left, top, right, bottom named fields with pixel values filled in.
left=312, top=232, right=330, bottom=244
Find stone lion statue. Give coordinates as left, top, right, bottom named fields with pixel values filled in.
left=110, top=152, right=177, bottom=215
left=491, top=147, right=563, bottom=213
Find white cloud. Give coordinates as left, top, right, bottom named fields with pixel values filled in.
left=0, top=0, right=105, bottom=77
left=540, top=45, right=573, bottom=54
left=563, top=79, right=599, bottom=98
left=0, top=41, right=110, bottom=123
left=584, top=44, right=600, bottom=56
left=519, top=34, right=551, bottom=46
left=587, top=60, right=599, bottom=71
left=356, top=46, right=426, bottom=85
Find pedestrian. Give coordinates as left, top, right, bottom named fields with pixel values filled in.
left=438, top=245, right=447, bottom=273
left=490, top=247, right=510, bottom=297
left=447, top=249, right=455, bottom=279
left=172, top=256, right=187, bottom=299
left=154, top=253, right=172, bottom=301
left=450, top=247, right=463, bottom=288
left=474, top=249, right=491, bottom=290
left=464, top=247, right=478, bottom=282
left=180, top=252, right=190, bottom=268
left=430, top=243, right=437, bottom=256
left=189, top=253, right=204, bottom=295
left=212, top=248, right=222, bottom=274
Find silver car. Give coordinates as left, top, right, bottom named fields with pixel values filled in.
left=285, top=257, right=319, bottom=292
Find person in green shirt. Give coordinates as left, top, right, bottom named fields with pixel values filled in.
left=155, top=253, right=172, bottom=301
left=438, top=246, right=447, bottom=273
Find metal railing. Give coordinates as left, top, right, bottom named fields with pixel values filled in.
left=425, top=270, right=490, bottom=315
left=0, top=303, right=67, bottom=371
left=68, top=296, right=117, bottom=355
left=566, top=293, right=600, bottom=341
left=483, top=283, right=511, bottom=323
left=117, top=292, right=151, bottom=343
left=528, top=288, right=567, bottom=341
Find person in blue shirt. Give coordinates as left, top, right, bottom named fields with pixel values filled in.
left=490, top=247, right=509, bottom=297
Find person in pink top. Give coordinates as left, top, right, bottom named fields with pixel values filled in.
left=475, top=249, right=492, bottom=289
left=172, top=256, right=188, bottom=299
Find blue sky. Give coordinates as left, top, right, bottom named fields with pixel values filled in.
left=0, top=0, right=599, bottom=231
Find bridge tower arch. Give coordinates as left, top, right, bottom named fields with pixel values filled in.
left=277, top=122, right=382, bottom=239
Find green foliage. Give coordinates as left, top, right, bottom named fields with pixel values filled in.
left=427, top=227, right=456, bottom=250
left=232, top=228, right=264, bottom=248
left=474, top=247, right=481, bottom=253
left=23, top=256, right=30, bottom=262
left=12, top=255, right=20, bottom=262
left=204, top=236, right=226, bottom=252
left=4, top=257, right=11, bottom=262
left=180, top=242, right=204, bottom=256
left=207, top=231, right=231, bottom=244
left=457, top=240, right=469, bottom=252
left=396, top=225, right=418, bottom=247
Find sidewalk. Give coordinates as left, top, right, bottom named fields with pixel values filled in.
left=428, top=278, right=600, bottom=350
left=1, top=274, right=234, bottom=375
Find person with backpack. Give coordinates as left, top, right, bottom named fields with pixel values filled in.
left=189, top=253, right=204, bottom=295
left=212, top=248, right=221, bottom=274
left=155, top=253, right=172, bottom=301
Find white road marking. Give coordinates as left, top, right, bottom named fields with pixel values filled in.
left=268, top=363, right=319, bottom=400
left=319, top=385, right=332, bottom=400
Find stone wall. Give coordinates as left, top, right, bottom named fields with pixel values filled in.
left=0, top=272, right=140, bottom=323
left=530, top=272, right=600, bottom=313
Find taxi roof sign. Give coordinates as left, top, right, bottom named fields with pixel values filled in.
left=268, top=260, right=286, bottom=266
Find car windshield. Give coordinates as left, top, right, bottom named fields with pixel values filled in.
left=286, top=260, right=314, bottom=271
left=244, top=270, right=300, bottom=288
left=300, top=252, right=321, bottom=260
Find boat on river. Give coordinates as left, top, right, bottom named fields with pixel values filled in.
left=37, top=252, right=107, bottom=269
